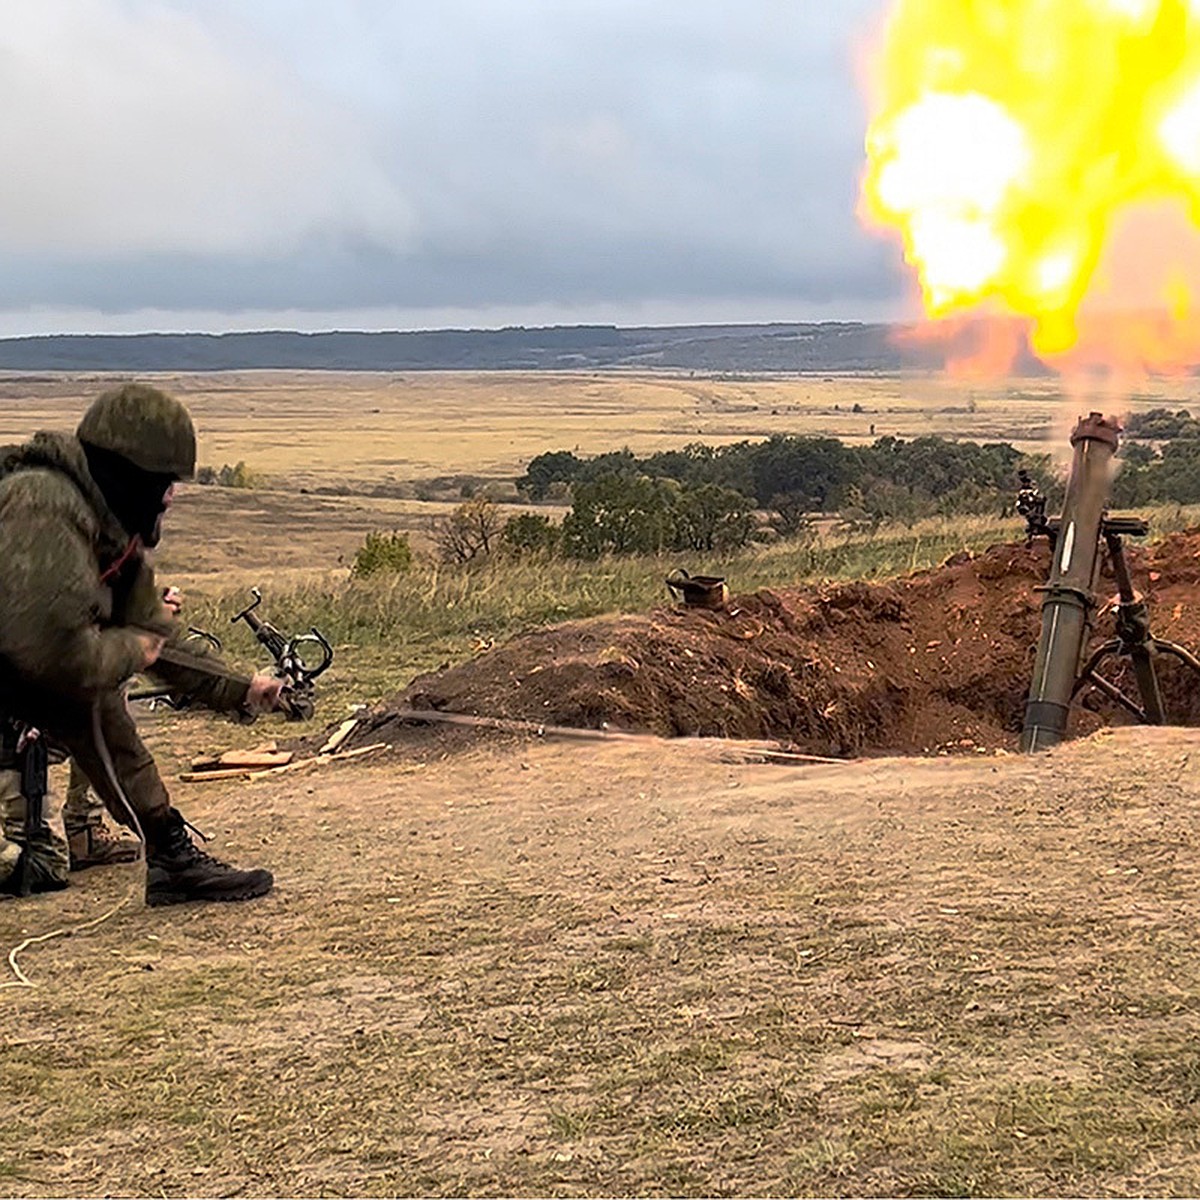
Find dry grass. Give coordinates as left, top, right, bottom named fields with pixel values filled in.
left=4, top=369, right=1199, bottom=491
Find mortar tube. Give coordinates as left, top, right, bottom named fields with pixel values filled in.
left=1020, top=413, right=1121, bottom=753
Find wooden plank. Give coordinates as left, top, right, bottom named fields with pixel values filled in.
left=217, top=750, right=293, bottom=768
left=180, top=768, right=251, bottom=783
left=190, top=748, right=293, bottom=771
left=247, top=757, right=318, bottom=781
left=329, top=742, right=388, bottom=762
left=318, top=718, right=359, bottom=756
left=246, top=742, right=388, bottom=782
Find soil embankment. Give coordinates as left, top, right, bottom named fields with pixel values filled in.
left=355, top=533, right=1200, bottom=757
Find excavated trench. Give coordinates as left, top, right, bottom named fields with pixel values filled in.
left=352, top=533, right=1200, bottom=759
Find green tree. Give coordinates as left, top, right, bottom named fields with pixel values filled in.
left=561, top=474, right=680, bottom=559
left=502, top=512, right=561, bottom=554
left=518, top=450, right=582, bottom=500
left=674, top=484, right=755, bottom=551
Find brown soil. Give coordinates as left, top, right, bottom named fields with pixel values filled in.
left=8, top=725, right=1200, bottom=1196
left=355, top=533, right=1200, bottom=758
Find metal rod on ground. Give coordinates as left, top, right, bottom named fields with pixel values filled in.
left=387, top=709, right=850, bottom=763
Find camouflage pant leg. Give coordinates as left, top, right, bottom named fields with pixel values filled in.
left=0, top=768, right=69, bottom=889
left=62, top=758, right=105, bottom=832
left=59, top=691, right=170, bottom=831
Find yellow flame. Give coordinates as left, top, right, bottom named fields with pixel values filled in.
left=861, top=0, right=1200, bottom=368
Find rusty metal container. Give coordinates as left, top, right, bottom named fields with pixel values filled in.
left=666, top=570, right=729, bottom=609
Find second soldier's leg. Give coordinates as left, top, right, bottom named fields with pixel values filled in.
left=0, top=771, right=24, bottom=892
left=0, top=767, right=69, bottom=896
left=63, top=757, right=140, bottom=871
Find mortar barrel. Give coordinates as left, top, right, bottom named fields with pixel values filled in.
left=1020, top=413, right=1121, bottom=753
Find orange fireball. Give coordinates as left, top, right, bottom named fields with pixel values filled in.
left=861, top=0, right=1200, bottom=368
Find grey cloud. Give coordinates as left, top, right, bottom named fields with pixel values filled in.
left=0, top=0, right=903, bottom=326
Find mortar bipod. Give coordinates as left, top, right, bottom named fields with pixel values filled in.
left=1071, top=518, right=1200, bottom=723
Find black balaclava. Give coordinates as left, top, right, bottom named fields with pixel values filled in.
left=81, top=441, right=176, bottom=548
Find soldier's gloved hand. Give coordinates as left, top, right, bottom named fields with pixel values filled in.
left=136, top=631, right=166, bottom=669
left=245, top=673, right=285, bottom=715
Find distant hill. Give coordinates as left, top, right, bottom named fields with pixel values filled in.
left=0, top=321, right=1046, bottom=374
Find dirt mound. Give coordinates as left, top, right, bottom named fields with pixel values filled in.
left=355, top=532, right=1200, bottom=758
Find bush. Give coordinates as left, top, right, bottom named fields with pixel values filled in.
left=502, top=513, right=561, bottom=554
left=436, top=497, right=505, bottom=564
left=351, top=530, right=414, bottom=578
left=196, top=462, right=256, bottom=488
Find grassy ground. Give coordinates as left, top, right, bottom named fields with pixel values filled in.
left=6, top=730, right=1200, bottom=1196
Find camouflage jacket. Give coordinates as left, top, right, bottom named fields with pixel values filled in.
left=0, top=432, right=250, bottom=727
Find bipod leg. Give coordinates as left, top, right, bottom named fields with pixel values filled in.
left=1104, top=531, right=1166, bottom=725
left=1072, top=640, right=1148, bottom=721
left=1080, top=669, right=1148, bottom=722
left=1128, top=641, right=1166, bottom=725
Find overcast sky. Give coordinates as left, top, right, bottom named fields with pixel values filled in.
left=0, top=0, right=906, bottom=335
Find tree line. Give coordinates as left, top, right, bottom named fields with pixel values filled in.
left=1112, top=408, right=1200, bottom=507
left=356, top=421, right=1200, bottom=572
left=499, top=434, right=1048, bottom=560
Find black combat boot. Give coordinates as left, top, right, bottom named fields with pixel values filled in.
left=144, top=807, right=273, bottom=906
left=0, top=848, right=70, bottom=896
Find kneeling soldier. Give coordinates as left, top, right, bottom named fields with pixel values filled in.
left=0, top=383, right=280, bottom=904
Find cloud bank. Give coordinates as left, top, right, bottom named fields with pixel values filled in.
left=0, top=0, right=901, bottom=331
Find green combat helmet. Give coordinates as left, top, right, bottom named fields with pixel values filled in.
left=76, top=383, right=197, bottom=479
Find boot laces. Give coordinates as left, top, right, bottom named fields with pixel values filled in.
left=165, top=815, right=232, bottom=869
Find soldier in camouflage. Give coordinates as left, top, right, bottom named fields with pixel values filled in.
left=0, top=383, right=280, bottom=904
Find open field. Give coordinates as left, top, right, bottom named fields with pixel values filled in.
left=6, top=728, right=1200, bottom=1196
left=3, top=369, right=1200, bottom=492
left=5, top=371, right=1200, bottom=1195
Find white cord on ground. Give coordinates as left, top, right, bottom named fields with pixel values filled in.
left=1, top=702, right=147, bottom=991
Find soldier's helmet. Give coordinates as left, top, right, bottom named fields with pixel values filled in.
left=76, top=383, right=196, bottom=479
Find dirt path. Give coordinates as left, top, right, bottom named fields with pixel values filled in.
left=4, top=728, right=1200, bottom=1196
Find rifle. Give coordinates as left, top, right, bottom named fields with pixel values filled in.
left=231, top=587, right=333, bottom=721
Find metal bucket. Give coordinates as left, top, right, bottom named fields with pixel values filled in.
left=666, top=569, right=729, bottom=609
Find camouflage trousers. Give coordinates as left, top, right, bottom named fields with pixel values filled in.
left=63, top=758, right=105, bottom=832
left=0, top=768, right=70, bottom=891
